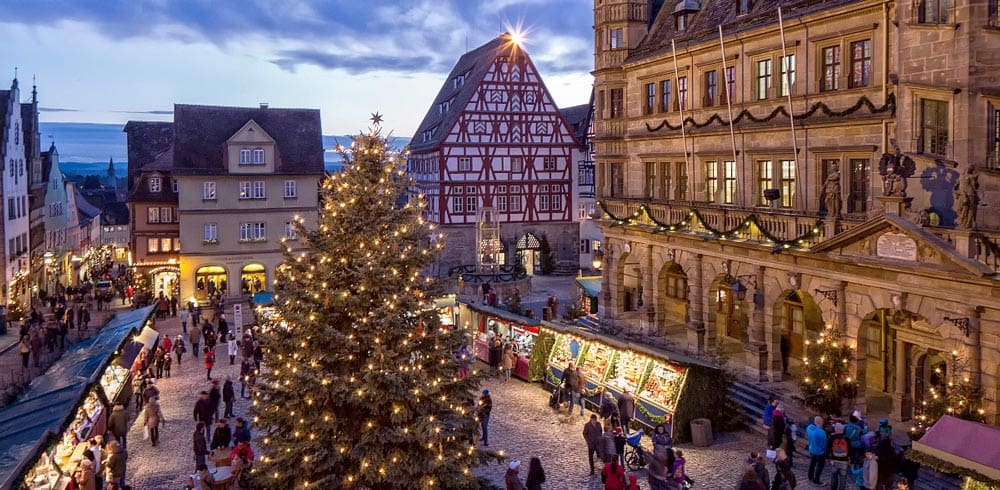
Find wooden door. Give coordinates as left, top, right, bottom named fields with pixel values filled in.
left=719, top=289, right=740, bottom=339
left=865, top=316, right=886, bottom=392
left=786, top=302, right=805, bottom=359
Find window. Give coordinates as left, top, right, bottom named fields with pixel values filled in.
left=147, top=207, right=160, bottom=224
left=645, top=83, right=656, bottom=114
left=497, top=195, right=508, bottom=211
left=149, top=177, right=161, bottom=193
left=645, top=162, right=657, bottom=198
left=865, top=322, right=883, bottom=359
left=511, top=157, right=524, bottom=173
left=755, top=59, right=771, bottom=100
left=203, top=182, right=216, bottom=200
left=511, top=194, right=522, bottom=212
left=160, top=207, right=173, bottom=223
left=991, top=0, right=1000, bottom=27
left=676, top=13, right=689, bottom=31
left=240, top=222, right=266, bottom=242
left=6, top=198, right=12, bottom=220
left=821, top=46, right=841, bottom=92
left=725, top=66, right=736, bottom=104
left=542, top=157, right=557, bottom=170
left=552, top=193, right=562, bottom=211
left=677, top=77, right=688, bottom=110
left=161, top=238, right=172, bottom=252
left=849, top=40, right=871, bottom=88
left=284, top=180, right=297, bottom=198
left=465, top=186, right=477, bottom=213
left=756, top=160, right=774, bottom=205
left=252, top=148, right=265, bottom=164
left=204, top=223, right=218, bottom=243
left=674, top=162, right=688, bottom=200
left=252, top=181, right=266, bottom=199
left=658, top=162, right=670, bottom=200
left=147, top=237, right=159, bottom=253
left=990, top=104, right=1000, bottom=169
left=779, top=54, right=795, bottom=97
left=581, top=239, right=591, bottom=253
left=704, top=161, right=718, bottom=202
left=703, top=70, right=718, bottom=107
left=848, top=158, right=870, bottom=213
left=920, top=99, right=949, bottom=156
left=723, top=160, right=737, bottom=204
left=452, top=187, right=464, bottom=213
left=739, top=0, right=753, bottom=15
left=539, top=192, right=549, bottom=211
left=660, top=80, right=672, bottom=113
left=609, top=88, right=624, bottom=118
left=239, top=149, right=251, bottom=164
left=239, top=181, right=252, bottom=199
left=610, top=163, right=624, bottom=197
left=779, top=160, right=796, bottom=207
left=597, top=90, right=605, bottom=118
left=458, top=157, right=472, bottom=171
left=919, top=0, right=952, bottom=24
left=171, top=179, right=178, bottom=193
left=284, top=221, right=297, bottom=239
left=609, top=28, right=623, bottom=49
left=664, top=272, right=687, bottom=300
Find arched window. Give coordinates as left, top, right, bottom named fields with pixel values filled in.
left=195, top=266, right=227, bottom=301
left=241, top=263, right=266, bottom=294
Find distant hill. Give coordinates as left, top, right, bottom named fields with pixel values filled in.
left=39, top=122, right=411, bottom=176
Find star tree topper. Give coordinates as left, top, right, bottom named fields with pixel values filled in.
left=370, top=112, right=384, bottom=126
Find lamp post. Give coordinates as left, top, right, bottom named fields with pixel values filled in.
left=592, top=249, right=604, bottom=271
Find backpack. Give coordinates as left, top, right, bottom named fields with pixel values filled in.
left=831, top=436, right=849, bottom=459
left=846, top=424, right=862, bottom=448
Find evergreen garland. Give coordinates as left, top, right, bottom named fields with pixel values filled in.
left=528, top=330, right=556, bottom=382
left=598, top=202, right=822, bottom=248
left=645, top=93, right=895, bottom=132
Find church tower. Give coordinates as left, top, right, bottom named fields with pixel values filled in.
left=106, top=157, right=120, bottom=198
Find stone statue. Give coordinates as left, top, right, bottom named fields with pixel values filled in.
left=955, top=164, right=980, bottom=229
left=822, top=164, right=842, bottom=217
left=878, top=148, right=916, bottom=197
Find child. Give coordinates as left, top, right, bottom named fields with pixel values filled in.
left=163, top=354, right=172, bottom=378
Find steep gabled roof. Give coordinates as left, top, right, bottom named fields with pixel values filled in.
left=409, top=34, right=517, bottom=152
left=123, top=121, right=173, bottom=191
left=101, top=202, right=130, bottom=226
left=0, top=90, right=10, bottom=137
left=560, top=102, right=592, bottom=147
left=629, top=0, right=862, bottom=64
left=171, top=104, right=324, bottom=175
left=75, top=187, right=101, bottom=222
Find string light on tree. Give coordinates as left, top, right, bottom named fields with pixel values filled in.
left=798, top=324, right=858, bottom=415
left=910, top=349, right=985, bottom=439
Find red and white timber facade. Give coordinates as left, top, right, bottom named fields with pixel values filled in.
left=408, top=34, right=581, bottom=276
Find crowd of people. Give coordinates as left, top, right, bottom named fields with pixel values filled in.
left=16, top=294, right=95, bottom=370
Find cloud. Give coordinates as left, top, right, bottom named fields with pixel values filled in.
left=39, top=106, right=79, bottom=112
left=111, top=110, right=174, bottom=115
left=271, top=49, right=447, bottom=75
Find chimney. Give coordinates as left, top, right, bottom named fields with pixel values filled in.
left=259, top=102, right=269, bottom=109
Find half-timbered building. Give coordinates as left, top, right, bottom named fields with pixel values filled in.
left=408, top=34, right=581, bottom=276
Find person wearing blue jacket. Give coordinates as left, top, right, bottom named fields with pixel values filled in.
left=806, top=416, right=829, bottom=485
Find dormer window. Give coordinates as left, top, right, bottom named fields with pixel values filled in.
left=149, top=177, right=161, bottom=193
left=253, top=148, right=265, bottom=164
left=673, top=0, right=701, bottom=31
left=739, top=0, right=752, bottom=15
left=438, top=100, right=451, bottom=114
left=677, top=14, right=688, bottom=31
left=453, top=74, right=465, bottom=89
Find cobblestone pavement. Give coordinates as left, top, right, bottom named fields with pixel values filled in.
left=473, top=375, right=827, bottom=490
left=125, top=314, right=252, bottom=489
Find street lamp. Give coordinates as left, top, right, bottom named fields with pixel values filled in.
left=592, top=249, right=604, bottom=271
left=730, top=274, right=757, bottom=301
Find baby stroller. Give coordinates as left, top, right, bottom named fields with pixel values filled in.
left=548, top=384, right=565, bottom=408
left=624, top=430, right=647, bottom=470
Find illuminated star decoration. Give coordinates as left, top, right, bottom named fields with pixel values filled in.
left=370, top=112, right=384, bottom=126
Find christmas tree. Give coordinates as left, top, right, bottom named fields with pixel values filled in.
left=252, top=122, right=500, bottom=488
left=799, top=324, right=858, bottom=415
left=911, top=350, right=985, bottom=439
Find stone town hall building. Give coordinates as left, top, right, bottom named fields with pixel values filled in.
left=593, top=0, right=1000, bottom=423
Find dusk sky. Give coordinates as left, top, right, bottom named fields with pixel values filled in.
left=0, top=0, right=594, bottom=136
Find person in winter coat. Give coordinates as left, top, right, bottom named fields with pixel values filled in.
left=752, top=454, right=770, bottom=489
left=162, top=335, right=173, bottom=356
left=584, top=414, right=604, bottom=475
left=233, top=417, right=252, bottom=444
left=652, top=423, right=673, bottom=454
left=600, top=392, right=618, bottom=422
left=174, top=335, right=186, bottom=365
left=768, top=406, right=787, bottom=450
left=505, top=460, right=525, bottom=490
left=601, top=458, right=626, bottom=490
left=739, top=466, right=768, bottom=490
left=601, top=425, right=618, bottom=464
left=103, top=440, right=126, bottom=489
left=525, top=456, right=545, bottom=490
left=617, top=388, right=636, bottom=432
left=107, top=404, right=128, bottom=451
left=647, top=449, right=670, bottom=490
left=143, top=396, right=164, bottom=446
left=571, top=366, right=587, bottom=415
left=222, top=376, right=236, bottom=418
left=772, top=448, right=795, bottom=490
left=180, top=307, right=190, bottom=334
left=560, top=362, right=578, bottom=411
left=163, top=354, right=172, bottom=378
left=193, top=423, right=210, bottom=468
left=204, top=346, right=216, bottom=381
left=488, top=336, right=502, bottom=376
left=73, top=458, right=96, bottom=490
left=18, top=334, right=30, bottom=368
left=478, top=389, right=493, bottom=446
left=189, top=323, right=202, bottom=359
left=227, top=334, right=238, bottom=365
left=153, top=347, right=166, bottom=378
left=502, top=344, right=517, bottom=382
left=211, top=419, right=232, bottom=450
left=861, top=449, right=878, bottom=490
left=806, top=416, right=828, bottom=485
left=193, top=391, right=215, bottom=435
left=81, top=308, right=91, bottom=330
left=876, top=437, right=897, bottom=490
left=208, top=380, right=222, bottom=420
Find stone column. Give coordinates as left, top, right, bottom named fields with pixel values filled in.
left=837, top=281, right=848, bottom=331
left=686, top=253, right=706, bottom=354
left=963, top=305, right=983, bottom=388
left=892, top=338, right=912, bottom=421
left=642, top=244, right=657, bottom=335
left=599, top=241, right=614, bottom=322
left=745, top=265, right=768, bottom=381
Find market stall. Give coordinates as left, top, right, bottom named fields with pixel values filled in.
left=910, top=415, right=1000, bottom=488
left=574, top=276, right=601, bottom=314
left=458, top=302, right=539, bottom=381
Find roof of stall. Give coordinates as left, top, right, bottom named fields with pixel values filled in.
left=912, top=415, right=1000, bottom=483
left=575, top=276, right=602, bottom=298
left=461, top=301, right=541, bottom=327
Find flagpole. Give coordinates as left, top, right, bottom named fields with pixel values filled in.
left=671, top=39, right=690, bottom=200
left=719, top=25, right=739, bottom=204
left=778, top=7, right=800, bottom=207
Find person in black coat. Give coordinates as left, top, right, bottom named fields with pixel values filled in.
left=600, top=392, right=618, bottom=422
left=487, top=336, right=502, bottom=375
left=208, top=380, right=222, bottom=421
left=618, top=388, right=636, bottom=432
left=768, top=407, right=787, bottom=450
left=193, top=391, right=215, bottom=445
left=222, top=376, right=236, bottom=418
left=211, top=419, right=232, bottom=450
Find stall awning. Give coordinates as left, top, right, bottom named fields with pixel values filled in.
left=252, top=291, right=274, bottom=306
left=912, top=415, right=1000, bottom=483
left=115, top=326, right=160, bottom=369
left=0, top=305, right=155, bottom=490
left=462, top=301, right=541, bottom=326
left=575, top=276, right=602, bottom=298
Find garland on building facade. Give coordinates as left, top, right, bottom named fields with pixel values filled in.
left=598, top=201, right=822, bottom=248
left=645, top=93, right=896, bottom=132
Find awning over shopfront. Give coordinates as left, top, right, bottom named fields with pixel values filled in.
left=912, top=415, right=1000, bottom=484
left=575, top=276, right=602, bottom=298
left=0, top=306, right=155, bottom=490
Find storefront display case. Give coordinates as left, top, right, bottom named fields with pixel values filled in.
left=99, top=364, right=131, bottom=405
left=546, top=334, right=588, bottom=385
left=22, top=445, right=61, bottom=490
left=639, top=361, right=687, bottom=412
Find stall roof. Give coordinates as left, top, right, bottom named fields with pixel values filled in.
left=575, top=276, right=602, bottom=298
left=0, top=306, right=155, bottom=490
left=912, top=415, right=1000, bottom=482
left=116, top=325, right=161, bottom=369
left=252, top=291, right=274, bottom=306
left=462, top=301, right=541, bottom=326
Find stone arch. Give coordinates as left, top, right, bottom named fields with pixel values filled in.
left=194, top=265, right=228, bottom=301
left=707, top=274, right=747, bottom=353
left=770, top=289, right=825, bottom=376
left=612, top=246, right=633, bottom=315
left=655, top=261, right=688, bottom=337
